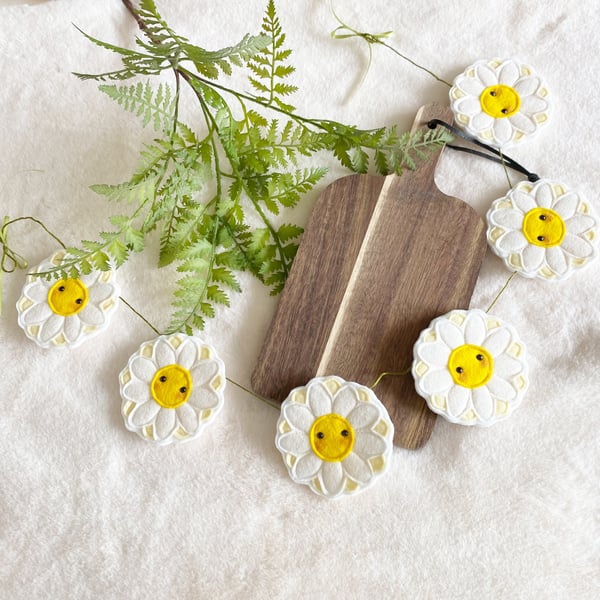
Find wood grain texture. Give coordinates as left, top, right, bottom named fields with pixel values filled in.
left=252, top=103, right=488, bottom=449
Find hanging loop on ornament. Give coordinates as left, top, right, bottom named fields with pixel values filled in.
left=427, top=119, right=540, bottom=183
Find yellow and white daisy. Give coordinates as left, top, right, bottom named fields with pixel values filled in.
left=450, top=58, right=549, bottom=147
left=487, top=179, right=598, bottom=280
left=412, top=309, right=528, bottom=426
left=16, top=250, right=119, bottom=349
left=120, top=335, right=226, bottom=445
left=275, top=376, right=394, bottom=499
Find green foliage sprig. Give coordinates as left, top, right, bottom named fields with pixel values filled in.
left=52, top=0, right=451, bottom=334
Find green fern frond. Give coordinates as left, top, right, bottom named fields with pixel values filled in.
left=248, top=0, right=298, bottom=109
left=99, top=81, right=174, bottom=131
left=62, top=0, right=453, bottom=333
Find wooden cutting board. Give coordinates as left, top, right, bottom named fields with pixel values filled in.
left=252, top=103, right=488, bottom=449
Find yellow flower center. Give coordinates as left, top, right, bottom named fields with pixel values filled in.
left=480, top=84, right=521, bottom=118
left=48, top=278, right=89, bottom=316
left=522, top=207, right=566, bottom=247
left=151, top=364, right=193, bottom=409
left=448, top=344, right=494, bottom=389
left=309, top=414, right=355, bottom=462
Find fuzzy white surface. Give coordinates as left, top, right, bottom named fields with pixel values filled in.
left=0, top=1, right=598, bottom=598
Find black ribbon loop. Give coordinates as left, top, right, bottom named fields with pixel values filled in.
left=427, top=119, right=540, bottom=183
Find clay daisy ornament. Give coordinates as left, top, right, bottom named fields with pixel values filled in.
left=16, top=250, right=119, bottom=349
left=120, top=334, right=226, bottom=445
left=275, top=376, right=394, bottom=499
left=413, top=309, right=528, bottom=426
left=450, top=58, right=549, bottom=147
left=487, top=179, right=598, bottom=280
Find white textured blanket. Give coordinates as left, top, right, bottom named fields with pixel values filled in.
left=0, top=1, right=598, bottom=598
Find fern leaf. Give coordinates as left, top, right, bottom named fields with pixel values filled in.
left=247, top=0, right=296, bottom=109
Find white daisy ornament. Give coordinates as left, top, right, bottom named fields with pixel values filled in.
left=487, top=179, right=598, bottom=280
left=275, top=376, right=394, bottom=499
left=413, top=309, right=528, bottom=426
left=16, top=250, right=119, bottom=349
left=450, top=58, right=549, bottom=147
left=120, top=335, right=226, bottom=445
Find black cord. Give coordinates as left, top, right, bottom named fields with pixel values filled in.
left=428, top=119, right=540, bottom=183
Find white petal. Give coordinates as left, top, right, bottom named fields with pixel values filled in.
left=493, top=118, right=513, bottom=144
left=332, top=386, right=358, bottom=417
left=278, top=431, right=311, bottom=455
left=353, top=431, right=388, bottom=458
left=320, top=461, right=344, bottom=496
left=471, top=111, right=494, bottom=131
left=476, top=63, right=498, bottom=87
left=347, top=403, right=380, bottom=429
left=509, top=112, right=536, bottom=134
left=458, top=77, right=484, bottom=95
left=39, top=313, right=64, bottom=342
left=308, top=382, right=332, bottom=417
left=456, top=96, right=483, bottom=117
left=154, top=338, right=176, bottom=367
left=520, top=95, right=548, bottom=114
left=522, top=244, right=545, bottom=271
left=123, top=381, right=152, bottom=404
left=88, top=283, right=116, bottom=304
left=447, top=385, right=470, bottom=418
left=283, top=403, right=314, bottom=433
left=417, top=342, right=451, bottom=368
left=499, top=61, right=519, bottom=86
left=21, top=301, right=52, bottom=325
left=154, top=408, right=176, bottom=440
left=78, top=304, right=105, bottom=326
left=534, top=183, right=554, bottom=209
left=176, top=341, right=197, bottom=370
left=464, top=312, right=487, bottom=345
left=188, top=387, right=220, bottom=411
left=190, top=361, right=219, bottom=386
left=514, top=76, right=540, bottom=97
left=553, top=194, right=579, bottom=219
left=472, top=387, right=494, bottom=421
left=25, top=283, right=51, bottom=303
left=63, top=315, right=82, bottom=342
left=512, top=191, right=536, bottom=213
left=177, top=403, right=199, bottom=435
left=292, top=453, right=322, bottom=480
left=437, top=320, right=464, bottom=349
left=419, top=368, right=453, bottom=395
left=561, top=234, right=594, bottom=258
left=495, top=354, right=525, bottom=378
left=498, top=230, right=528, bottom=253
left=545, top=246, right=569, bottom=275
left=492, top=208, right=524, bottom=229
left=79, top=272, right=99, bottom=287
left=130, top=356, right=157, bottom=384
left=130, top=400, right=160, bottom=427
left=486, top=375, right=517, bottom=401
left=566, top=215, right=596, bottom=235
left=483, top=328, right=511, bottom=357
left=342, top=453, right=372, bottom=484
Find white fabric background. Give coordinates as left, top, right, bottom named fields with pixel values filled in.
left=1, top=1, right=598, bottom=598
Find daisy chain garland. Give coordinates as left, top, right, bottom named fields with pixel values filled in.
left=2, top=2, right=600, bottom=501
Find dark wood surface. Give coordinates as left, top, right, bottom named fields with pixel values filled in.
left=252, top=103, right=488, bottom=449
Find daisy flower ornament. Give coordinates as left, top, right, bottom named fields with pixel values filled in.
left=413, top=309, right=528, bottom=426
left=120, top=335, right=226, bottom=445
left=275, top=377, right=394, bottom=499
left=16, top=250, right=119, bottom=348
left=487, top=179, right=598, bottom=279
left=450, top=58, right=549, bottom=147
